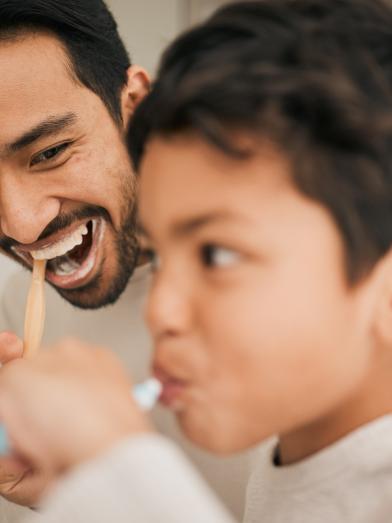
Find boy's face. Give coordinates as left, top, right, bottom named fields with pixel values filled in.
left=0, top=32, right=145, bottom=309
left=139, top=134, right=377, bottom=454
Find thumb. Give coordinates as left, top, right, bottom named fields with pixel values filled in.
left=0, top=332, right=24, bottom=364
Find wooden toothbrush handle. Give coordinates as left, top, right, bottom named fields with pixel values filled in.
left=23, top=260, right=47, bottom=359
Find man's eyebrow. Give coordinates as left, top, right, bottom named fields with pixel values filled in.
left=4, top=112, right=77, bottom=155
left=138, top=211, right=239, bottom=240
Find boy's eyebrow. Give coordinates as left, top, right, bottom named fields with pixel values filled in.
left=2, top=112, right=77, bottom=156
left=138, top=211, right=241, bottom=239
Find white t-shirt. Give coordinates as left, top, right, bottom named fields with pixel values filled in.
left=0, top=266, right=252, bottom=523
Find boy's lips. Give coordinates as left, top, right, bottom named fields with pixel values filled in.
left=153, top=365, right=189, bottom=411
left=10, top=218, right=106, bottom=290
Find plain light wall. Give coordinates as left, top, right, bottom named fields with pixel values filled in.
left=185, top=0, right=236, bottom=22
left=107, top=0, right=187, bottom=76
left=0, top=257, right=19, bottom=292
left=106, top=0, right=235, bottom=75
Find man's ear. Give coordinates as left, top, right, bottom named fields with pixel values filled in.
left=372, top=249, right=392, bottom=346
left=120, top=65, right=150, bottom=128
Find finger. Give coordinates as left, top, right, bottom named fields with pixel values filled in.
left=0, top=468, right=52, bottom=507
left=0, top=455, right=29, bottom=483
left=11, top=470, right=51, bottom=507
left=0, top=332, right=24, bottom=363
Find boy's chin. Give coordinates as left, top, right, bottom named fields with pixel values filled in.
left=189, top=433, right=262, bottom=455
left=180, top=415, right=266, bottom=455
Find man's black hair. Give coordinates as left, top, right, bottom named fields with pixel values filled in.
left=129, top=0, right=392, bottom=284
left=0, top=0, right=130, bottom=124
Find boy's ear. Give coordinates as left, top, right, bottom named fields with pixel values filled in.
left=372, top=249, right=392, bottom=345
left=120, top=65, right=150, bottom=128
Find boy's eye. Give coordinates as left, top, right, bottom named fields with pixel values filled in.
left=30, top=142, right=70, bottom=167
left=201, top=244, right=241, bottom=268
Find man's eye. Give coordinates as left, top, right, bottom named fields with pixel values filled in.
left=30, top=142, right=70, bottom=167
left=201, top=245, right=241, bottom=268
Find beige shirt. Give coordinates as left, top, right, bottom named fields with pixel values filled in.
left=244, top=415, right=392, bottom=523
left=0, top=266, right=251, bottom=523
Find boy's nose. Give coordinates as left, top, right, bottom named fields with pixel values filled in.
left=145, top=270, right=193, bottom=340
left=0, top=176, right=60, bottom=245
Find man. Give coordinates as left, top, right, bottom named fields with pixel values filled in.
left=0, top=1, right=251, bottom=522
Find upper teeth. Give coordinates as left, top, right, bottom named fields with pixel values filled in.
left=31, top=223, right=89, bottom=261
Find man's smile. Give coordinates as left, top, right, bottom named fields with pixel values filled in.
left=10, top=218, right=105, bottom=290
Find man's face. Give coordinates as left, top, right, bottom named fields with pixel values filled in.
left=0, top=31, right=140, bottom=309
left=139, top=134, right=378, bottom=454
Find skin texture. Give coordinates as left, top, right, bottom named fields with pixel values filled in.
left=0, top=31, right=149, bottom=505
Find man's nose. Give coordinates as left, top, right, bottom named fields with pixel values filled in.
left=0, top=175, right=60, bottom=244
left=145, top=268, right=193, bottom=340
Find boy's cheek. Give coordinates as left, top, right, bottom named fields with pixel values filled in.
left=199, top=320, right=362, bottom=442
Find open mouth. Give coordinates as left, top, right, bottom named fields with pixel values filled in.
left=12, top=218, right=105, bottom=290
left=153, top=365, right=188, bottom=411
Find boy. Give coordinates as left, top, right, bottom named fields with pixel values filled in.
left=0, top=0, right=392, bottom=521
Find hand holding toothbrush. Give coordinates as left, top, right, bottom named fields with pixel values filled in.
left=0, top=338, right=156, bottom=479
